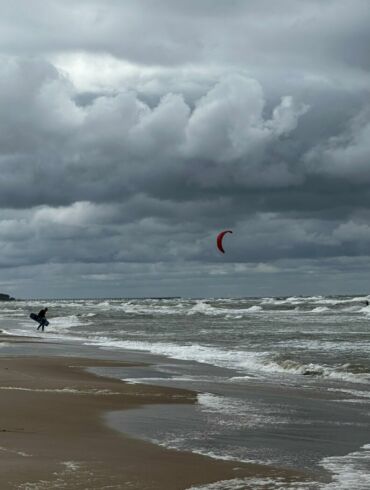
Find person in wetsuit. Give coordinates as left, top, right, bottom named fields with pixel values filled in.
left=37, top=307, right=48, bottom=331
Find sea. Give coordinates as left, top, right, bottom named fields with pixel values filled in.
left=1, top=295, right=370, bottom=489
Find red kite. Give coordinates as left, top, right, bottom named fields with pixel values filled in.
left=217, top=230, right=233, bottom=253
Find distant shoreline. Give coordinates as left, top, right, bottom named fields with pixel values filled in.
left=0, top=293, right=15, bottom=301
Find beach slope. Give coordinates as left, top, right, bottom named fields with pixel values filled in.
left=0, top=340, right=306, bottom=489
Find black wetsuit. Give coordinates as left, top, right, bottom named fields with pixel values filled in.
left=37, top=309, right=47, bottom=331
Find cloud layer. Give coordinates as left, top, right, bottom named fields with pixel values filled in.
left=0, top=1, right=370, bottom=297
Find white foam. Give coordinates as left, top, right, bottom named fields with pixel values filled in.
left=312, top=307, right=330, bottom=313
left=261, top=295, right=370, bottom=308
left=62, top=461, right=81, bottom=471
left=48, top=315, right=90, bottom=329
left=341, top=305, right=362, bottom=312
left=9, top=315, right=92, bottom=339
left=92, top=299, right=189, bottom=316
left=4, top=320, right=92, bottom=346
left=187, top=477, right=317, bottom=489
left=187, top=478, right=256, bottom=490
left=328, top=388, right=370, bottom=400
left=188, top=458, right=370, bottom=490
left=0, top=446, right=31, bottom=457
left=17, top=460, right=83, bottom=489
left=187, top=300, right=262, bottom=317
left=96, top=301, right=111, bottom=307
left=0, top=308, right=23, bottom=313
left=122, top=375, right=219, bottom=385
left=149, top=437, right=263, bottom=466
left=261, top=296, right=323, bottom=306
left=0, top=386, right=120, bottom=395
left=262, top=359, right=370, bottom=383
left=233, top=354, right=370, bottom=384
left=197, top=393, right=290, bottom=428
left=86, top=338, right=370, bottom=384
left=86, top=338, right=270, bottom=373
left=320, top=443, right=370, bottom=489
left=246, top=305, right=262, bottom=312
left=277, top=339, right=370, bottom=354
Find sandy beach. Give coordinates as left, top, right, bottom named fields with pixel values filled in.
left=0, top=333, right=310, bottom=489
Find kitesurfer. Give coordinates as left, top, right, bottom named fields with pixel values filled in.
left=37, top=307, right=48, bottom=332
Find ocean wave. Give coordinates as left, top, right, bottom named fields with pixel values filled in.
left=317, top=296, right=370, bottom=305
left=93, top=298, right=264, bottom=317
left=85, top=338, right=370, bottom=384
left=89, top=300, right=189, bottom=316
left=261, top=296, right=324, bottom=305
left=187, top=300, right=262, bottom=316
left=261, top=295, right=370, bottom=307
left=0, top=308, right=24, bottom=313
left=86, top=338, right=282, bottom=376
left=48, top=315, right=91, bottom=330
left=228, top=352, right=370, bottom=383
left=86, top=338, right=251, bottom=368
left=277, top=339, right=370, bottom=353
left=187, top=443, right=370, bottom=489
left=9, top=297, right=370, bottom=320
left=328, top=388, right=370, bottom=400
left=256, top=358, right=370, bottom=383
left=16, top=301, right=87, bottom=309
left=341, top=305, right=362, bottom=312
left=311, top=306, right=330, bottom=313
left=95, top=301, right=111, bottom=308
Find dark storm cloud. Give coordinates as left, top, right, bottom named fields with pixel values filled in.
left=0, top=0, right=370, bottom=297
left=1, top=0, right=370, bottom=73
left=305, top=108, right=370, bottom=182
left=0, top=61, right=309, bottom=208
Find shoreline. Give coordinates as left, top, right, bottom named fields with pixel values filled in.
left=0, top=334, right=313, bottom=489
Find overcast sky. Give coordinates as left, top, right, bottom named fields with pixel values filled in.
left=1, top=0, right=370, bottom=298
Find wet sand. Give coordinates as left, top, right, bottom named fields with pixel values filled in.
left=0, top=335, right=310, bottom=489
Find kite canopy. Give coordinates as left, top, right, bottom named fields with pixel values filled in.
left=217, top=230, right=233, bottom=253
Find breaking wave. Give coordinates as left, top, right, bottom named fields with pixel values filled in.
left=85, top=338, right=370, bottom=383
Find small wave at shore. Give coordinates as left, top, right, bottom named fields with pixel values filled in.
left=85, top=338, right=370, bottom=384
left=198, top=393, right=290, bottom=428
left=187, top=477, right=318, bottom=489
left=50, top=315, right=91, bottom=329
left=320, top=443, right=370, bottom=489
left=187, top=443, right=370, bottom=489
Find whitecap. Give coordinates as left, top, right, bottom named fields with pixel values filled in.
left=320, top=443, right=370, bottom=489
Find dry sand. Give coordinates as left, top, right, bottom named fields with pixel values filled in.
left=0, top=336, right=309, bottom=489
